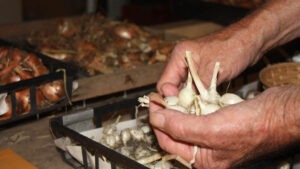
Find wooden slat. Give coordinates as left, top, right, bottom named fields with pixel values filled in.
left=72, top=63, right=166, bottom=102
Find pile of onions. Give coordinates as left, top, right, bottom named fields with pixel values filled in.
left=0, top=47, right=66, bottom=119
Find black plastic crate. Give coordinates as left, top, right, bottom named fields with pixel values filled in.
left=50, top=97, right=149, bottom=169
left=0, top=39, right=74, bottom=126
left=50, top=95, right=298, bottom=169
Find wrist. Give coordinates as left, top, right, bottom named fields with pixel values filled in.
left=226, top=8, right=280, bottom=66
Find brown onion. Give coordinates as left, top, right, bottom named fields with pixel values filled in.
left=24, top=54, right=49, bottom=77
left=0, top=47, right=8, bottom=59
left=113, top=24, right=138, bottom=39
left=4, top=71, right=21, bottom=84
left=15, top=89, right=31, bottom=115
left=57, top=20, right=80, bottom=37
left=0, top=61, right=21, bottom=82
left=40, top=80, right=65, bottom=102
left=36, top=90, right=50, bottom=108
left=14, top=66, right=33, bottom=80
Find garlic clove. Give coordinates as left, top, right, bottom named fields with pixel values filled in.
left=166, top=105, right=188, bottom=114
left=178, top=72, right=196, bottom=108
left=164, top=96, right=179, bottom=106
left=219, top=93, right=244, bottom=107
left=140, top=125, right=152, bottom=134
left=201, top=103, right=220, bottom=115
left=130, top=128, right=145, bottom=141
left=148, top=92, right=166, bottom=107
left=178, top=88, right=196, bottom=108
left=121, top=128, right=131, bottom=145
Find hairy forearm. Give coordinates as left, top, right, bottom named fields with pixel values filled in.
left=224, top=0, right=300, bottom=65
left=262, top=0, right=300, bottom=48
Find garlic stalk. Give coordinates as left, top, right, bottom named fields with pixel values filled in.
left=185, top=51, right=210, bottom=102
left=208, top=62, right=221, bottom=104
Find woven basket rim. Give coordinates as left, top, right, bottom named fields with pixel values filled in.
left=259, top=62, right=300, bottom=88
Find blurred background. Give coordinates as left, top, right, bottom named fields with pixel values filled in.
left=0, top=0, right=263, bottom=26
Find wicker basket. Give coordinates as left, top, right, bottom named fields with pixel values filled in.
left=259, top=62, right=300, bottom=88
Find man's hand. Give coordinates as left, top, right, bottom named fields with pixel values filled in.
left=149, top=87, right=300, bottom=168
left=157, top=32, right=260, bottom=97
left=157, top=0, right=300, bottom=98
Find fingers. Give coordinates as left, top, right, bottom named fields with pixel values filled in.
left=159, top=82, right=179, bottom=96
left=157, top=57, right=187, bottom=95
left=152, top=127, right=194, bottom=162
left=157, top=41, right=198, bottom=95
left=149, top=103, right=214, bottom=147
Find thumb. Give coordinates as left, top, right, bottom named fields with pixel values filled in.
left=149, top=107, right=215, bottom=147
left=159, top=82, right=179, bottom=96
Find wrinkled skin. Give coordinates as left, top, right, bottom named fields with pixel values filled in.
left=157, top=37, right=258, bottom=97
left=149, top=0, right=300, bottom=168
left=150, top=86, right=300, bottom=168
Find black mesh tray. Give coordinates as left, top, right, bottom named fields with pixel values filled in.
left=49, top=95, right=297, bottom=169
left=0, top=39, right=74, bottom=126
left=50, top=97, right=149, bottom=169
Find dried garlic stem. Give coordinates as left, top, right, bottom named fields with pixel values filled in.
left=137, top=153, right=162, bottom=165
left=185, top=51, right=209, bottom=101
left=208, top=62, right=221, bottom=104
left=162, top=154, right=192, bottom=169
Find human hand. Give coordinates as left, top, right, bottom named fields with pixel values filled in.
left=149, top=86, right=300, bottom=169
left=157, top=29, right=262, bottom=97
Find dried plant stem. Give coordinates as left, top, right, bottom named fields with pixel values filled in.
left=162, top=154, right=192, bottom=169
left=208, top=62, right=221, bottom=104
left=137, top=153, right=162, bottom=165
left=185, top=51, right=209, bottom=102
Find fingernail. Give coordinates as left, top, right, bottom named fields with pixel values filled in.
left=150, top=111, right=165, bottom=128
